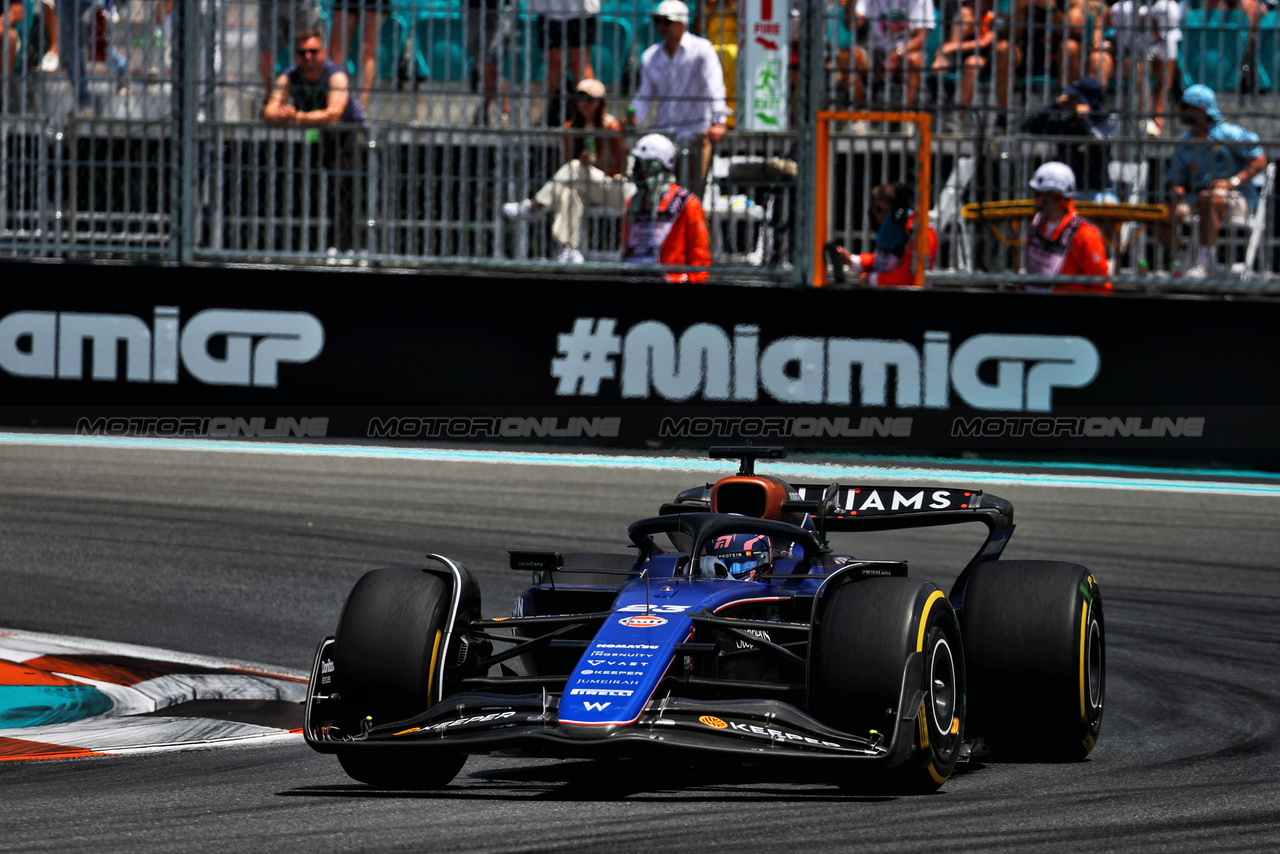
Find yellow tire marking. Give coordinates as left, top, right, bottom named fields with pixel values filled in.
left=950, top=716, right=960, bottom=735
left=928, top=763, right=948, bottom=785
left=427, top=629, right=442, bottom=702
left=917, top=590, right=946, bottom=652
left=1078, top=599, right=1089, bottom=724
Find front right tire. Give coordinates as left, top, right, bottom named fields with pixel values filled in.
left=810, top=577, right=966, bottom=793
left=331, top=567, right=467, bottom=788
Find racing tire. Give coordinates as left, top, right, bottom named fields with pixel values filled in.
left=810, top=578, right=966, bottom=794
left=958, top=561, right=1104, bottom=762
left=332, top=567, right=467, bottom=788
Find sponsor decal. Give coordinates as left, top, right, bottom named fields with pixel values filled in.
left=0, top=307, right=324, bottom=387
left=951, top=415, right=1206, bottom=439
left=796, top=485, right=969, bottom=515
left=700, top=716, right=728, bottom=729
left=320, top=660, right=334, bottom=674
left=734, top=629, right=772, bottom=650
left=580, top=670, right=646, bottom=676
left=726, top=721, right=841, bottom=748
left=617, top=604, right=690, bottom=614
left=367, top=416, right=621, bottom=439
left=553, top=320, right=1099, bottom=413
left=592, top=644, right=660, bottom=650
left=583, top=701, right=611, bottom=711
left=75, top=416, right=329, bottom=439
left=419, top=711, right=517, bottom=734
left=569, top=688, right=634, bottom=696
left=618, top=615, right=667, bottom=628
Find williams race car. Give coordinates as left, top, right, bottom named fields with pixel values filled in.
left=304, top=447, right=1104, bottom=792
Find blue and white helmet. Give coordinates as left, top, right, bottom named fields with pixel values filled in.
left=699, top=533, right=772, bottom=581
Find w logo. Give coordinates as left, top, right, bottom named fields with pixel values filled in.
left=583, top=702, right=611, bottom=711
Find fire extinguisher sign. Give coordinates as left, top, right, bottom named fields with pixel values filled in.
left=739, top=0, right=790, bottom=131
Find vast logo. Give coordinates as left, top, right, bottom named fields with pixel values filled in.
left=0, top=308, right=324, bottom=387
left=551, top=319, right=1100, bottom=413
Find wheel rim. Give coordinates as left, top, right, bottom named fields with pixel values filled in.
left=1086, top=617, right=1103, bottom=712
left=929, top=635, right=956, bottom=735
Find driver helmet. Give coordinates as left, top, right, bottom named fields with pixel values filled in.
left=699, top=533, right=772, bottom=581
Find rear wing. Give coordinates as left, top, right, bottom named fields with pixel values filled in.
left=788, top=485, right=1013, bottom=533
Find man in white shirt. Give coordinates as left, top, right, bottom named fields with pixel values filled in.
left=631, top=0, right=731, bottom=190
left=854, top=0, right=936, bottom=106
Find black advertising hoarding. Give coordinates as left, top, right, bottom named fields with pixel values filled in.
left=1, top=260, right=1277, bottom=460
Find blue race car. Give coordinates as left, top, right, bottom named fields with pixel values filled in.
left=304, top=447, right=1104, bottom=792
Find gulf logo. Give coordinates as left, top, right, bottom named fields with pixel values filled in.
left=699, top=716, right=728, bottom=729
left=618, top=614, right=667, bottom=628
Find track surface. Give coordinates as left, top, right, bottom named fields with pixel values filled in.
left=2, top=444, right=1279, bottom=852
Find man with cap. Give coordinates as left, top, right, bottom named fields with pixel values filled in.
left=630, top=0, right=731, bottom=194
left=1020, top=77, right=1116, bottom=204
left=1163, top=84, right=1268, bottom=279
left=621, top=133, right=711, bottom=282
left=1026, top=161, right=1111, bottom=293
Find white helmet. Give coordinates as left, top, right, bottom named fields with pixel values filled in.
left=632, top=134, right=677, bottom=171
left=1029, top=161, right=1077, bottom=198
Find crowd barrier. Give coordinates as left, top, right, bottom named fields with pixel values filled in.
left=1, top=260, right=1277, bottom=466
left=1, top=1, right=1278, bottom=289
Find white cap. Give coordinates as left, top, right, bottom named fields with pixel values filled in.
left=1029, top=161, right=1077, bottom=198
left=633, top=134, right=678, bottom=170
left=654, top=0, right=690, bottom=24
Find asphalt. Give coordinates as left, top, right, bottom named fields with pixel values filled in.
left=1, top=443, right=1278, bottom=852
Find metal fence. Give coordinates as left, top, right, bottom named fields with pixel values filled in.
left=1, top=0, right=1277, bottom=291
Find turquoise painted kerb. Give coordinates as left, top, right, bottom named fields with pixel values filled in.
left=0, top=685, right=114, bottom=729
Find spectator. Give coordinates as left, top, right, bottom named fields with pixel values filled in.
left=699, top=0, right=737, bottom=127
left=1163, top=85, right=1268, bottom=279
left=2, top=0, right=21, bottom=75
left=264, top=30, right=368, bottom=253
left=258, top=0, right=321, bottom=100
left=1020, top=77, right=1115, bottom=203
left=631, top=0, right=730, bottom=192
left=621, top=133, right=711, bottom=283
left=993, top=0, right=1088, bottom=114
left=833, top=0, right=870, bottom=107
left=831, top=182, right=938, bottom=286
left=503, top=78, right=632, bottom=264
left=1089, top=0, right=1180, bottom=137
left=55, top=0, right=93, bottom=113
left=528, top=0, right=599, bottom=126
left=327, top=0, right=389, bottom=107
left=931, top=0, right=996, bottom=116
left=854, top=0, right=937, bottom=107
left=1025, top=161, right=1111, bottom=292
left=468, top=0, right=513, bottom=127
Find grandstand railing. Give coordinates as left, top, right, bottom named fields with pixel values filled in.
left=0, top=0, right=1276, bottom=291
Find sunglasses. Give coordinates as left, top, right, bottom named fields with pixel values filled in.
left=297, top=48, right=321, bottom=57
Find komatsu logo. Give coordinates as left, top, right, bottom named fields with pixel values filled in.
left=552, top=320, right=1100, bottom=412
left=0, top=308, right=324, bottom=387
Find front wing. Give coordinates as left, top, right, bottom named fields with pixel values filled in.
left=304, top=638, right=931, bottom=767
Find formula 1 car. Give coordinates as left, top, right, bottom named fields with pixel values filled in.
left=304, top=447, right=1104, bottom=792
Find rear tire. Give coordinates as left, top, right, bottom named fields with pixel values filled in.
left=959, top=561, right=1104, bottom=761
left=810, top=578, right=966, bottom=793
left=332, top=567, right=467, bottom=787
